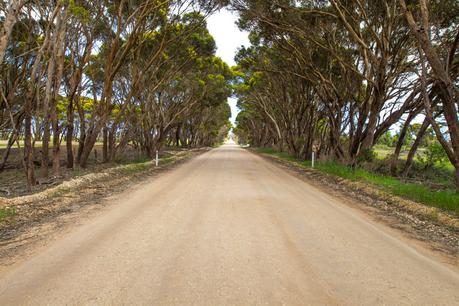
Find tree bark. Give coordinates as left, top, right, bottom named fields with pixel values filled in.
left=390, top=110, right=417, bottom=175
left=24, top=102, right=35, bottom=189
left=103, top=126, right=108, bottom=163
left=402, top=117, right=430, bottom=176
left=66, top=97, right=75, bottom=168
left=400, top=0, right=459, bottom=188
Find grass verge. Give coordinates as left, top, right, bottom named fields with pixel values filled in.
left=256, top=148, right=459, bottom=216
left=0, top=208, right=16, bottom=222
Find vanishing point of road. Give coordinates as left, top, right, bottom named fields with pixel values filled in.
left=0, top=144, right=458, bottom=305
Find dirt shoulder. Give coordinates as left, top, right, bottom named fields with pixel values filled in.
left=253, top=150, right=459, bottom=258
left=0, top=148, right=209, bottom=267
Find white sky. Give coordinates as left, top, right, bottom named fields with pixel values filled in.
left=207, top=9, right=250, bottom=125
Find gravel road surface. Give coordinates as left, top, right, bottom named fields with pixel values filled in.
left=0, top=144, right=458, bottom=305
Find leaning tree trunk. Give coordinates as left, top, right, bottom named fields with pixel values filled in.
left=0, top=132, right=16, bottom=171
left=390, top=111, right=417, bottom=175
left=80, top=105, right=115, bottom=168
left=400, top=0, right=459, bottom=189
left=402, top=118, right=430, bottom=177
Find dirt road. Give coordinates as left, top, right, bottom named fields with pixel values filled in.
left=0, top=144, right=458, bottom=305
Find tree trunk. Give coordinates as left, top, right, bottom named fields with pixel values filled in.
left=361, top=91, right=384, bottom=152
left=79, top=79, right=115, bottom=168
left=103, top=126, right=108, bottom=163
left=51, top=7, right=68, bottom=176
left=79, top=115, right=107, bottom=168
left=20, top=3, right=58, bottom=187
left=402, top=118, right=430, bottom=176
left=390, top=112, right=416, bottom=175
left=76, top=97, right=86, bottom=164
left=41, top=7, right=61, bottom=177
left=77, top=128, right=86, bottom=165
left=401, top=0, right=459, bottom=188
left=52, top=114, right=60, bottom=175
left=0, top=132, right=17, bottom=171
left=176, top=124, right=181, bottom=147
left=41, top=114, right=51, bottom=177
left=108, top=129, right=116, bottom=161
left=66, top=98, right=74, bottom=168
left=24, top=104, right=36, bottom=189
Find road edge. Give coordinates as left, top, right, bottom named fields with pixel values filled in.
left=249, top=148, right=459, bottom=259
left=0, top=148, right=211, bottom=267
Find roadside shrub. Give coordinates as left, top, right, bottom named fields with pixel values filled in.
left=357, top=148, right=377, bottom=163
left=417, top=142, right=449, bottom=169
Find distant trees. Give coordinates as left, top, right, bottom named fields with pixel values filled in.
left=231, top=0, right=459, bottom=188
left=0, top=0, right=231, bottom=188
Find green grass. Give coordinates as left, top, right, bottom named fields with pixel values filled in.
left=257, top=148, right=299, bottom=162
left=118, top=155, right=177, bottom=174
left=0, top=208, right=16, bottom=222
left=119, top=160, right=154, bottom=174
left=119, top=156, right=151, bottom=165
left=256, top=148, right=459, bottom=216
left=315, top=162, right=459, bottom=214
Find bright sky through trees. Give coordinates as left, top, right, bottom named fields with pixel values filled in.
left=207, top=9, right=250, bottom=124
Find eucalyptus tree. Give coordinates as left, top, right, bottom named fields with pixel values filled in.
left=0, top=0, right=232, bottom=189
left=399, top=0, right=459, bottom=186
left=78, top=0, right=180, bottom=167
left=231, top=0, right=421, bottom=161
left=178, top=56, right=233, bottom=147
left=231, top=0, right=459, bottom=189
left=62, top=0, right=103, bottom=169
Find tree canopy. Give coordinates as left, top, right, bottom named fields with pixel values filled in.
left=0, top=0, right=232, bottom=188
left=230, top=0, right=459, bottom=187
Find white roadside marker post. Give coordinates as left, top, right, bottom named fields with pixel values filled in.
left=312, top=151, right=315, bottom=168
left=156, top=150, right=159, bottom=167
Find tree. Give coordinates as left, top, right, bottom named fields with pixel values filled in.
left=231, top=0, right=459, bottom=189
left=0, top=0, right=231, bottom=189
left=399, top=0, right=459, bottom=187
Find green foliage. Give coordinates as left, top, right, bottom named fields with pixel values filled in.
left=68, top=0, right=90, bottom=23
left=256, top=148, right=299, bottom=162
left=119, top=161, right=153, bottom=174
left=357, top=148, right=377, bottom=163
left=418, top=141, right=449, bottom=169
left=377, top=131, right=396, bottom=147
left=0, top=208, right=16, bottom=222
